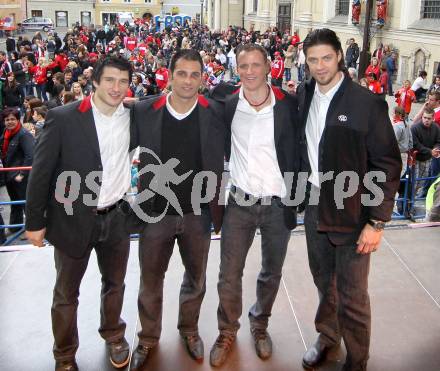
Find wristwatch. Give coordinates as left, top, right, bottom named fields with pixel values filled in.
left=367, top=219, right=386, bottom=231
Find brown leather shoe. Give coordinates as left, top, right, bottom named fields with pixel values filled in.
left=209, top=333, right=236, bottom=367
left=107, top=337, right=130, bottom=368
left=55, top=359, right=78, bottom=371
left=250, top=327, right=273, bottom=360
left=182, top=334, right=204, bottom=362
left=302, top=338, right=332, bottom=369
left=129, top=344, right=152, bottom=371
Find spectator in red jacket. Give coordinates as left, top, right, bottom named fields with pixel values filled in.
left=54, top=51, right=69, bottom=72
left=155, top=60, right=169, bottom=91
left=395, top=80, right=416, bottom=115
left=379, top=66, right=388, bottom=94
left=270, top=51, right=284, bottom=87
left=364, top=56, right=380, bottom=78
left=125, top=32, right=137, bottom=52
left=367, top=72, right=383, bottom=95
left=27, top=57, right=57, bottom=101
left=291, top=31, right=300, bottom=46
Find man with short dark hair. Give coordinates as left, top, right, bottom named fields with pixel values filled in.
left=78, top=73, right=92, bottom=96
left=25, top=56, right=135, bottom=371
left=298, top=28, right=401, bottom=371
left=130, top=49, right=225, bottom=370
left=411, top=107, right=440, bottom=197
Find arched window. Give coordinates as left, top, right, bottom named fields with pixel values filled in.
left=422, top=0, right=440, bottom=19
left=336, top=0, right=350, bottom=16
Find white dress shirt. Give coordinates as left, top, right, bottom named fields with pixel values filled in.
left=306, top=72, right=345, bottom=188
left=229, top=86, right=286, bottom=197
left=91, top=95, right=131, bottom=208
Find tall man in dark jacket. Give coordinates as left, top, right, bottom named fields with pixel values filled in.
left=209, top=43, right=299, bottom=368
left=297, top=29, right=401, bottom=371
left=129, top=49, right=226, bottom=370
left=25, top=56, right=136, bottom=371
left=345, top=38, right=359, bottom=69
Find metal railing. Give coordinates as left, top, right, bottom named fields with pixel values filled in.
left=0, top=163, right=438, bottom=247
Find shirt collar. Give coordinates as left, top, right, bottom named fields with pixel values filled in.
left=90, top=93, right=127, bottom=118
left=238, top=84, right=275, bottom=111
left=166, top=93, right=198, bottom=120
left=314, top=72, right=345, bottom=100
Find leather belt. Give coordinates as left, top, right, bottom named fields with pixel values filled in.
left=230, top=185, right=280, bottom=205
left=92, top=199, right=123, bottom=215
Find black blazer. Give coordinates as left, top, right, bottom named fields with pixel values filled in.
left=297, top=76, right=401, bottom=241
left=0, top=127, right=34, bottom=182
left=25, top=96, right=137, bottom=258
left=132, top=94, right=226, bottom=233
left=220, top=85, right=300, bottom=230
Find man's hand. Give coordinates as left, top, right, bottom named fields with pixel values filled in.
left=356, top=224, right=383, bottom=254
left=25, top=228, right=46, bottom=247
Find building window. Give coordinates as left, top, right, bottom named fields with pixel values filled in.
left=336, top=0, right=350, bottom=16
left=253, top=0, right=258, bottom=13
left=55, top=11, right=68, bottom=27
left=422, top=0, right=440, bottom=19
left=145, top=0, right=152, bottom=3
left=81, top=11, right=91, bottom=26
left=31, top=10, right=43, bottom=17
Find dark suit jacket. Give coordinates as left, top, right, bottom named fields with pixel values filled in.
left=132, top=94, right=226, bottom=233
left=297, top=76, right=401, bottom=244
left=220, top=85, right=300, bottom=230
left=25, top=95, right=137, bottom=258
left=0, top=127, right=34, bottom=182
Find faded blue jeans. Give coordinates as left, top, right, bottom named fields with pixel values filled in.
left=217, top=192, right=291, bottom=335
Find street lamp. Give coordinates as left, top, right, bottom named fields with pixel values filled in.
left=200, top=0, right=204, bottom=26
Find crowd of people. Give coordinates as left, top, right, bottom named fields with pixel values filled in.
left=0, top=16, right=438, bottom=371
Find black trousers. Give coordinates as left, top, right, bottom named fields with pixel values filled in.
left=304, top=204, right=371, bottom=371
left=51, top=206, right=130, bottom=361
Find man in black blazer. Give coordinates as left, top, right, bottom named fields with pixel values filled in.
left=297, top=29, right=401, bottom=371
left=129, top=49, right=225, bottom=370
left=209, top=43, right=299, bottom=367
left=25, top=56, right=136, bottom=371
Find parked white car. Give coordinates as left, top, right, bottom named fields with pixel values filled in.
left=20, top=17, right=54, bottom=32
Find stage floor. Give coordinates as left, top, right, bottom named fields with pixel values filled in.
left=1, top=226, right=439, bottom=371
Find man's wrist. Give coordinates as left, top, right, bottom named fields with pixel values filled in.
left=367, top=219, right=386, bottom=231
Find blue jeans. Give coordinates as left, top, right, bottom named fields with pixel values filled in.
left=35, top=83, right=48, bottom=101
left=217, top=192, right=291, bottom=334
left=298, top=64, right=305, bottom=82
left=284, top=67, right=291, bottom=82
left=137, top=209, right=212, bottom=346
left=387, top=69, right=394, bottom=95
left=304, top=204, right=370, bottom=371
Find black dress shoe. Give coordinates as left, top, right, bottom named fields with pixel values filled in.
left=182, top=334, right=204, bottom=362
left=55, top=359, right=79, bottom=371
left=250, top=327, right=273, bottom=360
left=130, top=345, right=152, bottom=371
left=107, top=337, right=130, bottom=368
left=302, top=338, right=332, bottom=369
